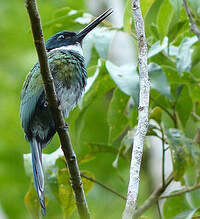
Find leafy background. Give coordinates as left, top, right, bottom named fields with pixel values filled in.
left=1, top=0, right=200, bottom=218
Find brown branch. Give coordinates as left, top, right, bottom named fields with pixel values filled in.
left=81, top=173, right=127, bottom=201
left=133, top=172, right=174, bottom=218
left=160, top=183, right=200, bottom=200
left=183, top=0, right=200, bottom=41
left=25, top=1, right=90, bottom=218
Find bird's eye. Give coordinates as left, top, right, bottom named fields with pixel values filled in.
left=57, top=35, right=65, bottom=40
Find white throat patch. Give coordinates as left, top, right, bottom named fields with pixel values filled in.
left=52, top=43, right=83, bottom=56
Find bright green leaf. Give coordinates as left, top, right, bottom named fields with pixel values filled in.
left=123, top=0, right=133, bottom=33
left=43, top=8, right=86, bottom=34
left=157, top=0, right=174, bottom=41
left=57, top=168, right=75, bottom=218
left=176, top=85, right=193, bottom=127
left=57, top=168, right=94, bottom=218
left=145, top=0, right=163, bottom=35
left=163, top=192, right=191, bottom=218
left=172, top=209, right=199, bottom=219
left=65, top=0, right=85, bottom=10
left=168, top=21, right=188, bottom=43
left=107, top=88, right=129, bottom=144
left=81, top=60, right=115, bottom=110
left=150, top=106, right=162, bottom=124
left=169, top=0, right=183, bottom=16
left=24, top=185, right=42, bottom=218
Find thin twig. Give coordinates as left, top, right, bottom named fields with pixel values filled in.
left=150, top=97, right=174, bottom=123
left=134, top=172, right=174, bottom=218
left=160, top=183, right=200, bottom=199
left=183, top=0, right=200, bottom=41
left=157, top=201, right=162, bottom=219
left=192, top=112, right=200, bottom=121
left=160, top=126, right=165, bottom=188
left=25, top=1, right=90, bottom=218
left=81, top=173, right=127, bottom=201
left=122, top=1, right=150, bottom=218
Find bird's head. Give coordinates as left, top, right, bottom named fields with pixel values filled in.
left=46, top=8, right=113, bottom=52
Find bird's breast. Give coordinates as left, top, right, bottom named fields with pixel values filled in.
left=49, top=49, right=87, bottom=118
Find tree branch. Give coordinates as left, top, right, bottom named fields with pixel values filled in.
left=134, top=172, right=174, bottom=218
left=160, top=183, right=200, bottom=200
left=25, top=1, right=90, bottom=218
left=81, top=173, right=127, bottom=201
left=122, top=0, right=150, bottom=218
left=183, top=0, right=200, bottom=41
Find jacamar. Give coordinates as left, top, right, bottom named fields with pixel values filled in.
left=20, top=9, right=113, bottom=215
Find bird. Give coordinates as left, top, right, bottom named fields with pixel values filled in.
left=20, top=8, right=113, bottom=215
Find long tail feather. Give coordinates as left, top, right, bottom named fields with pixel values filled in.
left=30, top=138, right=46, bottom=215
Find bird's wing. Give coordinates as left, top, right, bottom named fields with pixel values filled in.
left=20, top=62, right=44, bottom=133
left=20, top=50, right=86, bottom=134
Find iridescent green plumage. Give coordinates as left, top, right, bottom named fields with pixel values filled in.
left=21, top=49, right=86, bottom=140
left=20, top=8, right=113, bottom=215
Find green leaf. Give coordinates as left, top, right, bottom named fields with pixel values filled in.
left=176, top=85, right=193, bottom=127
left=169, top=0, right=183, bottom=16
left=107, top=88, right=129, bottom=144
left=87, top=142, right=120, bottom=156
left=148, top=37, right=168, bottom=58
left=78, top=154, right=96, bottom=165
left=157, top=0, right=174, bottom=41
left=170, top=209, right=199, bottom=219
left=43, top=8, right=87, bottom=34
left=81, top=60, right=115, bottom=110
left=165, top=129, right=187, bottom=180
left=166, top=128, right=200, bottom=181
left=75, top=61, right=115, bottom=145
left=113, top=129, right=134, bottom=167
left=123, top=0, right=133, bottom=33
left=106, top=61, right=139, bottom=104
left=188, top=0, right=200, bottom=15
left=168, top=21, right=188, bottom=43
left=24, top=185, right=42, bottom=218
left=163, top=193, right=191, bottom=218
left=57, top=168, right=75, bottom=218
left=191, top=42, right=200, bottom=71
left=150, top=106, right=162, bottom=124
left=176, top=36, right=198, bottom=73
left=65, top=0, right=85, bottom=10
left=145, top=0, right=163, bottom=36
left=81, top=170, right=95, bottom=194
left=58, top=168, right=94, bottom=218
left=149, top=63, right=172, bottom=100
left=141, top=0, right=156, bottom=17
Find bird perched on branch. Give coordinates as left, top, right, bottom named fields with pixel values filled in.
left=20, top=8, right=113, bottom=215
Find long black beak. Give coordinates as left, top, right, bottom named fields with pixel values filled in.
left=76, top=8, right=113, bottom=42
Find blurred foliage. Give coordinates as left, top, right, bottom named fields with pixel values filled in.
left=1, top=0, right=200, bottom=218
